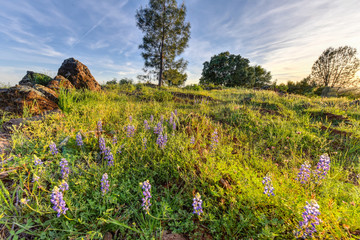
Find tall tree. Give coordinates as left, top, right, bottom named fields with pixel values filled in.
left=136, top=0, right=190, bottom=87
left=311, top=46, right=360, bottom=87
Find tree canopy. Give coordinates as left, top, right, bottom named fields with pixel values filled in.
left=136, top=0, right=190, bottom=86
left=199, top=52, right=272, bottom=87
left=311, top=46, right=360, bottom=87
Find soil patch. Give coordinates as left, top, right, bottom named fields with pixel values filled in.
left=319, top=126, right=352, bottom=137
left=259, top=108, right=283, bottom=117
left=311, top=112, right=350, bottom=125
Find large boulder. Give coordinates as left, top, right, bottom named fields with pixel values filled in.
left=57, top=58, right=101, bottom=91
left=47, top=75, right=75, bottom=91
left=33, top=84, right=59, bottom=103
left=0, top=85, right=58, bottom=115
left=19, top=71, right=53, bottom=87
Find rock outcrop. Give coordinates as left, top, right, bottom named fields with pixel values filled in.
left=0, top=85, right=58, bottom=115
left=47, top=75, right=75, bottom=91
left=58, top=58, right=101, bottom=91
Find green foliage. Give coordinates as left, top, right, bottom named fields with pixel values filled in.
left=2, top=87, right=360, bottom=239
left=136, top=0, right=191, bottom=86
left=58, top=88, right=78, bottom=113
left=164, top=68, right=187, bottom=86
left=33, top=73, right=52, bottom=86
left=119, top=78, right=133, bottom=85
left=200, top=51, right=272, bottom=88
left=183, top=84, right=203, bottom=91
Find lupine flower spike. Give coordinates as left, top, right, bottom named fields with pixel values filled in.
left=144, top=120, right=150, bottom=130
left=124, top=125, right=135, bottom=137
left=76, top=133, right=83, bottom=147
left=296, top=200, right=321, bottom=238
left=140, top=180, right=152, bottom=214
left=60, top=158, right=70, bottom=179
left=193, top=193, right=203, bottom=216
left=143, top=137, right=147, bottom=150
left=315, top=154, right=330, bottom=180
left=99, top=137, right=106, bottom=154
left=101, top=173, right=110, bottom=195
left=262, top=174, right=275, bottom=196
left=50, top=186, right=68, bottom=217
left=34, top=156, right=43, bottom=166
left=104, top=147, right=114, bottom=166
left=210, top=129, right=219, bottom=151
left=49, top=142, right=58, bottom=156
left=59, top=180, right=69, bottom=192
left=156, top=133, right=168, bottom=150
left=296, top=162, right=312, bottom=184
left=190, top=136, right=195, bottom=145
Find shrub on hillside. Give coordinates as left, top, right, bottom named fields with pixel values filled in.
left=183, top=84, right=203, bottom=91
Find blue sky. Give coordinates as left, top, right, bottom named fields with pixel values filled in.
left=1, top=0, right=360, bottom=86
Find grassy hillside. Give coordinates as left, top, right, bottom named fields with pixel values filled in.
left=1, top=85, right=360, bottom=239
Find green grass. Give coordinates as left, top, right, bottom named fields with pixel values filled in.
left=1, top=85, right=359, bottom=239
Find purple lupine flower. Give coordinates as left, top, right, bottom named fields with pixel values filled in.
left=59, top=180, right=69, bottom=192
left=156, top=133, right=168, bottom=150
left=129, top=115, right=133, bottom=122
left=101, top=173, right=110, bottom=195
left=174, top=109, right=178, bottom=116
left=296, top=200, right=321, bottom=238
left=76, top=133, right=83, bottom=147
left=49, top=142, right=58, bottom=156
left=51, top=186, right=68, bottom=217
left=262, top=175, right=275, bottom=196
left=192, top=193, right=203, bottom=216
left=112, top=136, right=117, bottom=145
left=150, top=115, right=154, bottom=122
left=210, top=129, right=219, bottom=151
left=154, top=122, right=163, bottom=135
left=99, top=137, right=106, bottom=154
left=32, top=174, right=40, bottom=182
left=124, top=125, right=136, bottom=137
left=140, top=180, right=151, bottom=214
left=34, top=156, right=43, bottom=166
left=144, top=120, right=150, bottom=130
left=104, top=147, right=114, bottom=166
left=190, top=136, right=195, bottom=145
left=143, top=137, right=147, bottom=150
left=315, top=154, right=330, bottom=180
left=60, top=158, right=70, bottom=179
left=97, top=120, right=102, bottom=132
left=169, top=114, right=174, bottom=125
left=172, top=121, right=176, bottom=131
left=296, top=162, right=312, bottom=184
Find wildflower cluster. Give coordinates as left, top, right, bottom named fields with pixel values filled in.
left=101, top=173, right=110, bottom=195
left=124, top=124, right=136, bottom=137
left=296, top=162, right=311, bottom=184
left=60, top=158, right=70, bottom=179
left=50, top=186, right=68, bottom=217
left=210, top=129, right=219, bottom=150
left=32, top=174, right=40, bottom=182
left=104, top=147, right=114, bottom=166
left=296, top=200, right=321, bottom=238
left=76, top=133, right=83, bottom=146
left=192, top=193, right=203, bottom=216
left=59, top=180, right=69, bottom=192
left=141, top=180, right=152, bottom=214
left=99, top=137, right=106, bottom=154
left=154, top=122, right=163, bottom=135
left=150, top=115, right=154, bottom=122
left=49, top=142, right=58, bottom=155
left=144, top=120, right=150, bottom=130
left=315, top=154, right=330, bottom=180
left=156, top=133, right=168, bottom=150
left=262, top=175, right=275, bottom=196
left=190, top=136, right=195, bottom=145
left=34, top=156, right=43, bottom=166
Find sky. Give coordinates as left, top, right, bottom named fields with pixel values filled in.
left=1, top=0, right=360, bottom=86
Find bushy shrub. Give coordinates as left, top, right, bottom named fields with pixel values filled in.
left=201, top=83, right=223, bottom=90
left=153, top=89, right=173, bottom=102
left=34, top=73, right=52, bottom=86
left=183, top=84, right=203, bottom=91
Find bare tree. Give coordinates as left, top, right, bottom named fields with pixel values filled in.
left=311, top=46, right=360, bottom=87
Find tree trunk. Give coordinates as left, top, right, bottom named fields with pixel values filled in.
left=159, top=40, right=164, bottom=87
